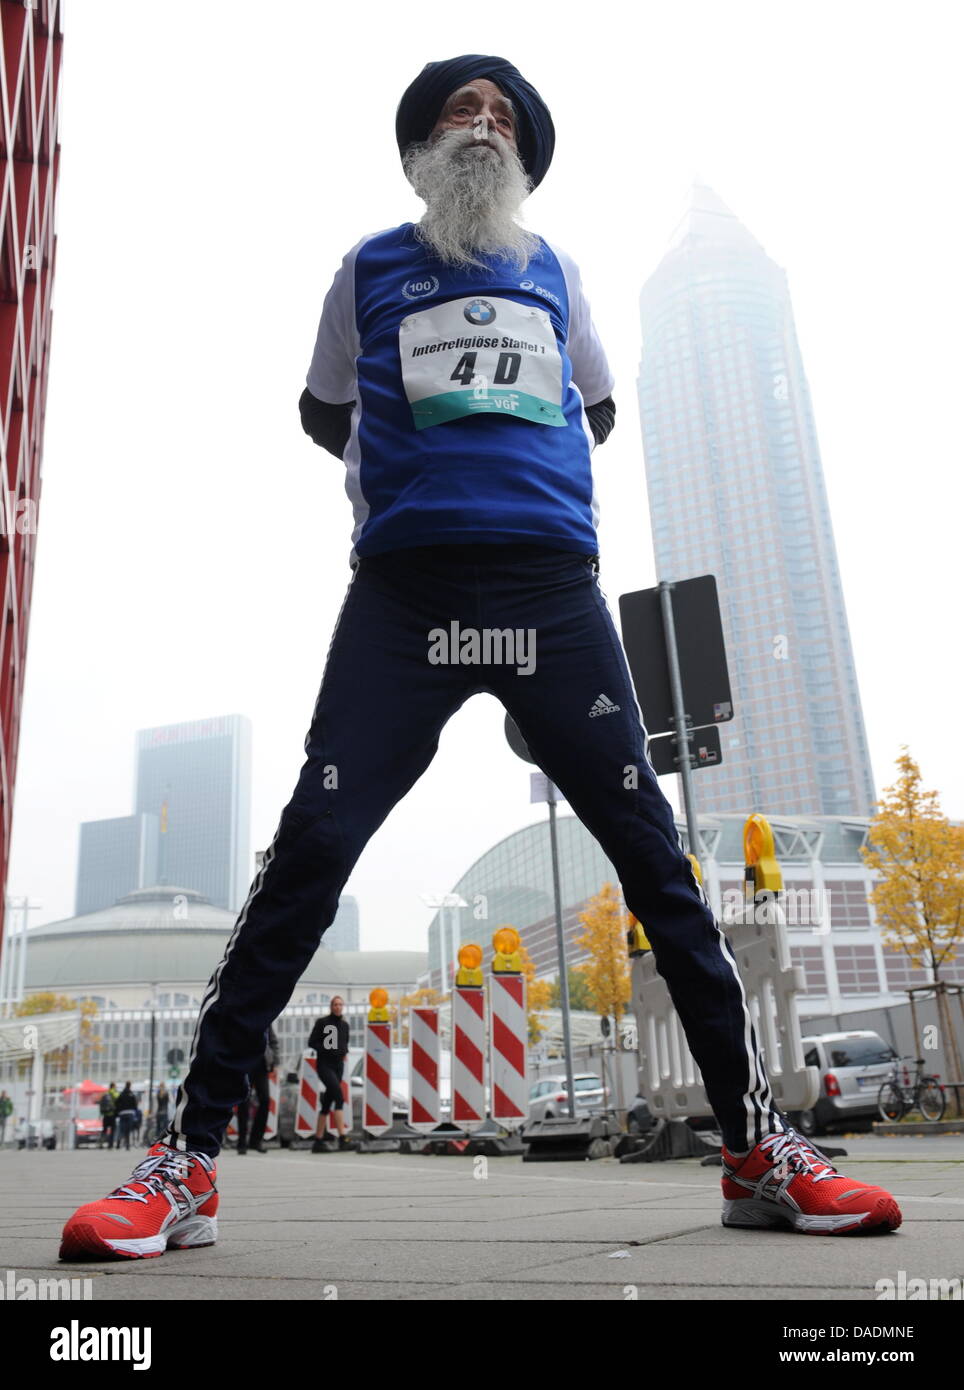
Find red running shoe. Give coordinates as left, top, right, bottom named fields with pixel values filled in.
left=721, top=1128, right=902, bottom=1235
left=60, top=1141, right=218, bottom=1260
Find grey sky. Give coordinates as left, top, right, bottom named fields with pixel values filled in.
left=8, top=0, right=962, bottom=952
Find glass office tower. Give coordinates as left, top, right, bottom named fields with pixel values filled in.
left=135, top=714, right=252, bottom=911
left=637, top=183, right=876, bottom=817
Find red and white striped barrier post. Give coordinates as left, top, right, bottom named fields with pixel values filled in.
left=264, top=1069, right=279, bottom=1142
left=408, top=1006, right=441, bottom=1131
left=295, top=1050, right=320, bottom=1140
left=452, top=944, right=486, bottom=1132
left=489, top=927, right=528, bottom=1130
left=227, top=1068, right=280, bottom=1144
left=363, top=988, right=392, bottom=1136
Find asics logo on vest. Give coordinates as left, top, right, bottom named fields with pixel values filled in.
left=401, top=276, right=439, bottom=300
left=464, top=299, right=496, bottom=326
left=589, top=694, right=620, bottom=717
left=519, top=279, right=561, bottom=308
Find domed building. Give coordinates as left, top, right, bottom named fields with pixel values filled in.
left=18, top=884, right=426, bottom=1084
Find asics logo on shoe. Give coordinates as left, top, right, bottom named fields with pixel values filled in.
left=109, top=1148, right=212, bottom=1221
left=589, top=693, right=620, bottom=717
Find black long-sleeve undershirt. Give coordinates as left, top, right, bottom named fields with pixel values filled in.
left=298, top=387, right=617, bottom=459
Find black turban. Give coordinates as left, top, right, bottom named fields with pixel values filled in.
left=395, top=55, right=555, bottom=190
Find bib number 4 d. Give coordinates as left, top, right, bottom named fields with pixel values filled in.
left=451, top=351, right=522, bottom=387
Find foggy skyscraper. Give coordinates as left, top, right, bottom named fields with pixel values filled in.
left=637, top=184, right=875, bottom=817
left=135, top=714, right=252, bottom=911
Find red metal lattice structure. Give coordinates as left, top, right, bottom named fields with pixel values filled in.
left=0, top=0, right=63, bottom=957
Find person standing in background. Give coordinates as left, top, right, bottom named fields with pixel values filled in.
left=309, top=998, right=351, bottom=1152
left=237, top=1022, right=279, bottom=1155
left=153, top=1083, right=170, bottom=1144
left=114, top=1083, right=138, bottom=1151
left=98, top=1083, right=118, bottom=1150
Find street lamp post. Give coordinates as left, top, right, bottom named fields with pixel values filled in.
left=147, top=985, right=158, bottom=1141
left=420, top=893, right=468, bottom=993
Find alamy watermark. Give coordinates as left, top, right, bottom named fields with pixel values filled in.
left=721, top=887, right=832, bottom=933
left=427, top=622, right=536, bottom=676
left=2, top=1268, right=93, bottom=1300
left=1, top=491, right=37, bottom=535
left=876, top=1270, right=964, bottom=1300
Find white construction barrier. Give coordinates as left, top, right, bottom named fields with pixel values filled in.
left=630, top=894, right=819, bottom=1123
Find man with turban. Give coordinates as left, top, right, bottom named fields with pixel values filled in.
left=60, top=57, right=900, bottom=1261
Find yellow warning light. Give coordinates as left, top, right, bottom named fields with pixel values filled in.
left=493, top=927, right=519, bottom=954
left=368, top=986, right=390, bottom=1023
left=626, top=913, right=651, bottom=957
left=743, top=813, right=783, bottom=894
left=456, top=942, right=484, bottom=988
left=492, top=926, right=523, bottom=974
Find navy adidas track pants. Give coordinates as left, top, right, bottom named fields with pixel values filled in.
left=166, top=543, right=788, bottom=1156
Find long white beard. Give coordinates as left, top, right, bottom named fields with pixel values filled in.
left=402, top=126, right=542, bottom=274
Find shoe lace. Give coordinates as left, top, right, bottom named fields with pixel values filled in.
left=759, top=1128, right=840, bottom=1183
left=109, top=1149, right=197, bottom=1204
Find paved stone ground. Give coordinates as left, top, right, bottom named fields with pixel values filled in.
left=1, top=1134, right=962, bottom=1300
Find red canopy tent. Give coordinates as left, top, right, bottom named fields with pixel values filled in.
left=62, top=1079, right=107, bottom=1098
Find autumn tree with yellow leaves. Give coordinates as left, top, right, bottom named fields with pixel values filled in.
left=861, top=749, right=964, bottom=981
left=392, top=986, right=444, bottom=1045
left=860, top=748, right=964, bottom=1105
left=574, top=882, right=631, bottom=1020
left=520, top=941, right=553, bottom=1045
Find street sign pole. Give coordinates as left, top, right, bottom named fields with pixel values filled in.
left=658, top=582, right=702, bottom=862
left=546, top=782, right=577, bottom=1121
left=547, top=783, right=577, bottom=1117
left=507, top=713, right=579, bottom=1121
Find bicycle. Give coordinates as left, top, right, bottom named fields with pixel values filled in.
left=877, top=1056, right=946, bottom=1122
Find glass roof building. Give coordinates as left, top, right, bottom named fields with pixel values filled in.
left=426, top=812, right=964, bottom=1017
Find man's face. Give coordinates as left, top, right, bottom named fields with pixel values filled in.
left=429, top=79, right=517, bottom=153
left=402, top=75, right=539, bottom=273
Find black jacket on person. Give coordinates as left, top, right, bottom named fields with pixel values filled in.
left=114, top=1087, right=138, bottom=1115
left=308, top=1013, right=350, bottom=1061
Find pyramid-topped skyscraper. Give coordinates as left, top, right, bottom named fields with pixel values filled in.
left=637, top=183, right=876, bottom=817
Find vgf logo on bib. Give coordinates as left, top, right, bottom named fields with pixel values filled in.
left=399, top=295, right=566, bottom=431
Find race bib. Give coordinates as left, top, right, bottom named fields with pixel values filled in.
left=399, top=295, right=566, bottom=430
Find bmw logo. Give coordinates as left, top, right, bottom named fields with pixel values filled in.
left=464, top=299, right=496, bottom=326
